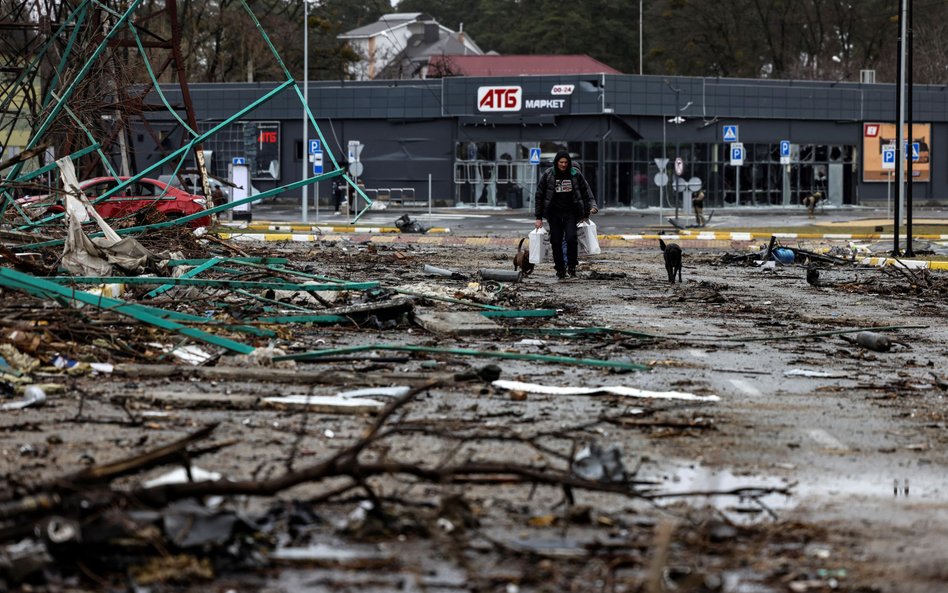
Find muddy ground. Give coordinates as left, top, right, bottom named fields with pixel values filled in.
left=1, top=233, right=947, bottom=593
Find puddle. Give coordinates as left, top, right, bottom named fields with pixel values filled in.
left=645, top=462, right=794, bottom=525
left=645, top=460, right=948, bottom=526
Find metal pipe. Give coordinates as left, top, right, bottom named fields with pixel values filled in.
left=905, top=0, right=914, bottom=256
left=302, top=0, right=309, bottom=223
left=893, top=0, right=907, bottom=255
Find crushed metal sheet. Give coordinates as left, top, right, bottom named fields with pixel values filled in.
left=492, top=380, right=721, bottom=402
left=149, top=343, right=215, bottom=366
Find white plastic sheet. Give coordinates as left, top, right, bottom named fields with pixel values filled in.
left=492, top=379, right=720, bottom=402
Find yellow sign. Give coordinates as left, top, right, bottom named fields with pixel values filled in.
left=862, top=122, right=930, bottom=182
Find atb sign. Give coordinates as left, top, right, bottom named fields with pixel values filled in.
left=730, top=142, right=745, bottom=166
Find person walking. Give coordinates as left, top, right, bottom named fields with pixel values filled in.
left=693, top=190, right=706, bottom=226
left=534, top=150, right=595, bottom=279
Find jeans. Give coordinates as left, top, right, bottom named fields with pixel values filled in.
left=547, top=208, right=578, bottom=272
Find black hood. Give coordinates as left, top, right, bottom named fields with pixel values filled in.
left=553, top=150, right=572, bottom=168
left=553, top=150, right=572, bottom=176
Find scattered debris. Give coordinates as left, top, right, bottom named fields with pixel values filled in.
left=394, top=214, right=427, bottom=233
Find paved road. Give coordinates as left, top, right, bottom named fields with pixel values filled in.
left=240, top=197, right=948, bottom=236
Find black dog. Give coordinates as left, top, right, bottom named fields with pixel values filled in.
left=659, top=238, right=682, bottom=284
left=513, top=236, right=535, bottom=276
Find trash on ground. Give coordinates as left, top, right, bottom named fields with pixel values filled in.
left=1, top=385, right=46, bottom=410
left=492, top=380, right=720, bottom=402
left=573, top=443, right=626, bottom=483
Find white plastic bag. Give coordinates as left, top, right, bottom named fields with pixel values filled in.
left=577, top=220, right=601, bottom=255
left=528, top=227, right=547, bottom=264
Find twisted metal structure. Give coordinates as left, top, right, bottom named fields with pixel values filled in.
left=0, top=0, right=209, bottom=229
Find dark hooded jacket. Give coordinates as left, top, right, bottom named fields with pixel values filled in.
left=534, top=150, right=595, bottom=220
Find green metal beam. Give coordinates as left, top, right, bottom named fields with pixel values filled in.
left=44, top=276, right=377, bottom=292
left=0, top=268, right=255, bottom=354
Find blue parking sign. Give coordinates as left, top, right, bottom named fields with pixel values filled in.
left=780, top=140, right=790, bottom=157
left=309, top=139, right=321, bottom=154
left=730, top=143, right=744, bottom=165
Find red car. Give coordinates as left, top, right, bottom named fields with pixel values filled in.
left=17, top=176, right=211, bottom=228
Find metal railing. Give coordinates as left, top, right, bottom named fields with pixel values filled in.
left=362, top=187, right=417, bottom=206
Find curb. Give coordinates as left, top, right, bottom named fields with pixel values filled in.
left=217, top=222, right=450, bottom=234
left=858, top=257, right=948, bottom=270
left=611, top=231, right=948, bottom=241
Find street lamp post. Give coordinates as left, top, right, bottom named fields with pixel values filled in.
left=662, top=80, right=688, bottom=224
left=301, top=0, right=309, bottom=222
left=639, top=0, right=643, bottom=75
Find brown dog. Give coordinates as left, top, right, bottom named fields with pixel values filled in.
left=659, top=238, right=682, bottom=283
left=803, top=191, right=823, bottom=217
left=513, top=236, right=535, bottom=275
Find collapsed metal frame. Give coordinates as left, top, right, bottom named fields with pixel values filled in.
left=0, top=0, right=371, bottom=238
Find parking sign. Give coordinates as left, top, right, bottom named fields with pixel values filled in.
left=779, top=140, right=791, bottom=165
left=881, top=146, right=896, bottom=170
left=730, top=142, right=744, bottom=166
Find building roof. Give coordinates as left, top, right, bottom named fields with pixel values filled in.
left=427, top=54, right=622, bottom=77
left=338, top=13, right=430, bottom=39
left=378, top=30, right=473, bottom=79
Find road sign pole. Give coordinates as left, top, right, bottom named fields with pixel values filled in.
left=735, top=164, right=741, bottom=205
left=887, top=172, right=892, bottom=217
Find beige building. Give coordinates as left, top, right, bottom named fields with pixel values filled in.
left=338, top=13, right=483, bottom=80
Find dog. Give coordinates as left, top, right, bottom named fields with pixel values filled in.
left=803, top=191, right=823, bottom=218
left=659, top=238, right=682, bottom=284
left=513, top=236, right=535, bottom=276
